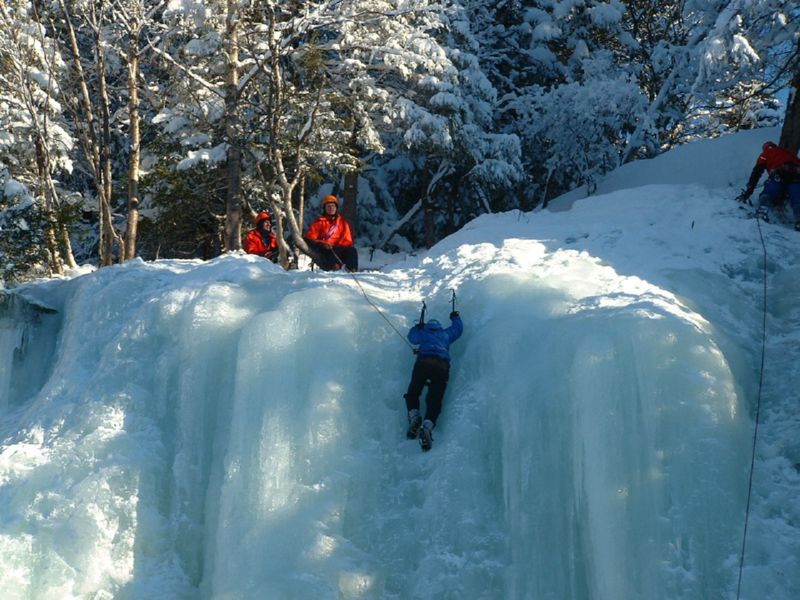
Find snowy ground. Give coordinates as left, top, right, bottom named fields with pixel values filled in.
left=0, top=129, right=799, bottom=599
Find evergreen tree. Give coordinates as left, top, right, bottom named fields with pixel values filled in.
left=354, top=0, right=523, bottom=246
left=0, top=0, right=78, bottom=278
left=2, top=0, right=798, bottom=272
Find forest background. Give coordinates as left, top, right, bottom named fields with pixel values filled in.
left=1, top=0, right=798, bottom=282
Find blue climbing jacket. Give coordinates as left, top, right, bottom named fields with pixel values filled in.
left=407, top=315, right=463, bottom=361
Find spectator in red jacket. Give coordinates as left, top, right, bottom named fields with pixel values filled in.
left=304, top=195, right=358, bottom=271
left=243, top=211, right=278, bottom=261
left=739, top=141, right=800, bottom=230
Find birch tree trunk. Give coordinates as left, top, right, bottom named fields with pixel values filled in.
left=57, top=0, right=121, bottom=266
left=123, top=4, right=142, bottom=261
left=298, top=173, right=306, bottom=242
left=94, top=8, right=117, bottom=265
left=34, top=138, right=64, bottom=275
left=222, top=0, right=243, bottom=252
left=260, top=6, right=319, bottom=262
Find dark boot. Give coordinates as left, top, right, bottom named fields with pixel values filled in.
left=406, top=409, right=422, bottom=439
left=419, top=419, right=434, bottom=451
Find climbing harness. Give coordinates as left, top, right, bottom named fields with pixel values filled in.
left=735, top=217, right=769, bottom=600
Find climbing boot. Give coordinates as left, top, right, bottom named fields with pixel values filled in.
left=406, top=409, right=422, bottom=439
left=419, top=420, right=434, bottom=451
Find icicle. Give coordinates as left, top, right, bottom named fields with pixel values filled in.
left=0, top=293, right=28, bottom=409
left=0, top=292, right=57, bottom=410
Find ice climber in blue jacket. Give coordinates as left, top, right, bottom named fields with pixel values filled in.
left=404, top=310, right=463, bottom=451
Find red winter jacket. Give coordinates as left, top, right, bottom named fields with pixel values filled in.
left=243, top=229, right=278, bottom=258
left=304, top=214, right=354, bottom=248
left=747, top=144, right=800, bottom=191
left=244, top=211, right=278, bottom=259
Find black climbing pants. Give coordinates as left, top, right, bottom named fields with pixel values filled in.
left=306, top=242, right=358, bottom=271
left=404, top=355, right=450, bottom=427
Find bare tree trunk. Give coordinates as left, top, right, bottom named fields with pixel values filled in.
left=225, top=147, right=243, bottom=251
left=342, top=171, right=359, bottom=235
left=124, top=6, right=142, bottom=261
left=59, top=224, right=77, bottom=268
left=375, top=161, right=452, bottom=251
left=448, top=185, right=456, bottom=232
left=298, top=173, right=306, bottom=237
left=98, top=62, right=114, bottom=263
left=42, top=154, right=78, bottom=270
left=45, top=228, right=64, bottom=275
left=779, top=72, right=800, bottom=155
left=340, top=120, right=359, bottom=235
left=223, top=0, right=242, bottom=252
left=58, top=0, right=121, bottom=266
left=251, top=158, right=291, bottom=269
left=34, top=138, right=64, bottom=275
left=294, top=173, right=307, bottom=268
left=88, top=0, right=119, bottom=265
left=541, top=166, right=555, bottom=208
left=377, top=199, right=422, bottom=251
left=260, top=6, right=319, bottom=261
left=273, top=209, right=289, bottom=268
left=421, top=165, right=434, bottom=248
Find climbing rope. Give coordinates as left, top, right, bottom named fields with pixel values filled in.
left=328, top=247, right=416, bottom=353
left=735, top=216, right=769, bottom=599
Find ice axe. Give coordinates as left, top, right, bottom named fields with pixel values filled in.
left=411, top=300, right=427, bottom=354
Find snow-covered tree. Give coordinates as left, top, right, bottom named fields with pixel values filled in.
left=342, top=0, right=523, bottom=246
left=0, top=0, right=78, bottom=276
left=149, top=0, right=363, bottom=259
left=0, top=164, right=51, bottom=282
left=618, top=0, right=799, bottom=159
left=44, top=0, right=126, bottom=266
left=491, top=1, right=647, bottom=200
left=3, top=0, right=796, bottom=269
left=485, top=1, right=798, bottom=204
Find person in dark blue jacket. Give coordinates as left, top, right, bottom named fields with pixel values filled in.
left=404, top=310, right=464, bottom=451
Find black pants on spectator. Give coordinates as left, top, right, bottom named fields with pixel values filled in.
left=307, top=242, right=358, bottom=271
left=404, top=355, right=450, bottom=426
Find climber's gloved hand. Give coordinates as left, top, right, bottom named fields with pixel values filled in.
left=449, top=311, right=459, bottom=319
left=736, top=188, right=753, bottom=205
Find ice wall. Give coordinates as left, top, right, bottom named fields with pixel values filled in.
left=473, top=270, right=748, bottom=599
left=0, top=294, right=25, bottom=410
left=0, top=253, right=751, bottom=599
left=0, top=292, right=59, bottom=411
